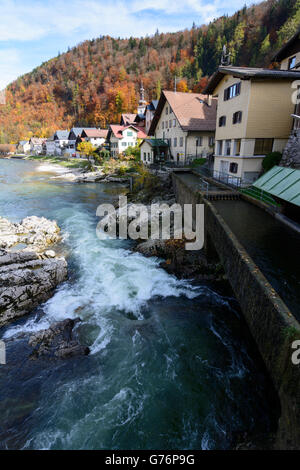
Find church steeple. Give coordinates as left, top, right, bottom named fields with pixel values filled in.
left=138, top=82, right=147, bottom=115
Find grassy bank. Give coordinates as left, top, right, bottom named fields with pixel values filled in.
left=25, top=155, right=90, bottom=170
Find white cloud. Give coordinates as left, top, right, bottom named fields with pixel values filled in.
left=0, top=48, right=24, bottom=89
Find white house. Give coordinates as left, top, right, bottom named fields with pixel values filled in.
left=108, top=125, right=147, bottom=158
left=45, top=135, right=56, bottom=155
left=17, top=140, right=31, bottom=154
left=81, top=129, right=108, bottom=147
left=29, top=138, right=47, bottom=155
left=148, top=90, right=217, bottom=165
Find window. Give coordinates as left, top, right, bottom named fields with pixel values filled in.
left=196, top=137, right=202, bottom=147
left=148, top=153, right=151, bottom=161
left=219, top=116, right=226, bottom=127
left=173, top=119, right=176, bottom=127
left=254, top=138, right=274, bottom=155
left=233, top=111, right=242, bottom=124
left=143, top=152, right=146, bottom=161
left=169, top=120, right=172, bottom=128
left=127, top=131, right=133, bottom=136
left=217, top=140, right=223, bottom=155
left=162, top=122, right=165, bottom=129
left=180, top=137, right=184, bottom=147
left=234, top=139, right=241, bottom=156
left=288, top=56, right=296, bottom=69
left=165, top=121, right=168, bottom=129
left=229, top=162, right=238, bottom=174
left=122, top=142, right=127, bottom=147
left=224, top=82, right=241, bottom=101
left=209, top=137, right=215, bottom=147
left=174, top=137, right=177, bottom=147
left=166, top=106, right=169, bottom=115
left=225, top=140, right=231, bottom=156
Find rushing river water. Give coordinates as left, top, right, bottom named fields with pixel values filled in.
left=0, top=159, right=279, bottom=450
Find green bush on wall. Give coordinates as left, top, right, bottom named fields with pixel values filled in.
left=262, top=152, right=282, bottom=172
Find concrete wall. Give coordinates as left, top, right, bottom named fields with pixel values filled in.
left=172, top=171, right=300, bottom=449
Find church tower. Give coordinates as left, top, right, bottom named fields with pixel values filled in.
left=138, top=83, right=147, bottom=115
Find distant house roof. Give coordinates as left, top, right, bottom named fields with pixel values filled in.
left=253, top=166, right=300, bottom=207
left=109, top=125, right=147, bottom=140
left=272, top=28, right=300, bottom=63
left=140, top=138, right=168, bottom=148
left=204, top=66, right=300, bottom=94
left=146, top=100, right=159, bottom=112
left=121, top=114, right=137, bottom=126
left=69, top=128, right=85, bottom=137
left=30, top=138, right=47, bottom=145
left=82, top=129, right=108, bottom=138
left=19, top=140, right=29, bottom=146
left=148, top=90, right=217, bottom=135
left=54, top=130, right=69, bottom=140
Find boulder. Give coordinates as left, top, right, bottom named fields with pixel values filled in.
left=0, top=215, right=61, bottom=252
left=0, top=249, right=67, bottom=327
left=28, top=318, right=90, bottom=360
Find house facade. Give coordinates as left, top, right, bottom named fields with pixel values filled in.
left=145, top=100, right=158, bottom=134
left=140, top=138, right=169, bottom=165
left=148, top=91, right=216, bottom=165
left=29, top=138, right=47, bottom=155
left=17, top=140, right=30, bottom=154
left=272, top=28, right=300, bottom=130
left=205, top=66, right=300, bottom=184
left=81, top=129, right=108, bottom=147
left=108, top=125, right=147, bottom=158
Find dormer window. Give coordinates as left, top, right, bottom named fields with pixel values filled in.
left=288, top=56, right=296, bottom=69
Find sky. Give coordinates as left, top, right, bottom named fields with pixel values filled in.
left=0, top=0, right=262, bottom=89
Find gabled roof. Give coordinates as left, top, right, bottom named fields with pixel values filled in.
left=140, top=138, right=168, bottom=148
left=30, top=138, right=47, bottom=145
left=121, top=114, right=137, bottom=125
left=54, top=130, right=69, bottom=140
left=109, top=125, right=147, bottom=140
left=82, top=129, right=108, bottom=138
left=148, top=90, right=217, bottom=135
left=69, top=128, right=85, bottom=137
left=253, top=166, right=300, bottom=207
left=205, top=66, right=300, bottom=94
left=272, top=28, right=300, bottom=63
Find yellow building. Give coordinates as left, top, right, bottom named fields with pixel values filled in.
left=205, top=66, right=300, bottom=185
left=272, top=27, right=300, bottom=130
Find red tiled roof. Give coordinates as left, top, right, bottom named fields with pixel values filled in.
left=110, top=125, right=147, bottom=140
left=82, top=129, right=108, bottom=138
left=149, top=91, right=217, bottom=135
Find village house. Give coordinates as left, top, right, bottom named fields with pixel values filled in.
left=45, top=135, right=56, bottom=155
left=17, top=140, right=30, bottom=154
left=67, top=128, right=85, bottom=155
left=29, top=137, right=47, bottom=155
left=204, top=66, right=300, bottom=185
left=80, top=128, right=108, bottom=147
left=272, top=28, right=300, bottom=130
left=145, top=100, right=158, bottom=134
left=107, top=125, right=147, bottom=158
left=147, top=90, right=217, bottom=165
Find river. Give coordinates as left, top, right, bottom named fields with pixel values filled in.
left=0, top=159, right=279, bottom=450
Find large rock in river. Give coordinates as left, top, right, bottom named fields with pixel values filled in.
left=0, top=249, right=67, bottom=327
left=28, top=318, right=90, bottom=359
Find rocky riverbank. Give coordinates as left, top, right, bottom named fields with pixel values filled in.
left=0, top=216, right=68, bottom=327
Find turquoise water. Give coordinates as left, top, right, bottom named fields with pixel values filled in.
left=0, top=159, right=278, bottom=450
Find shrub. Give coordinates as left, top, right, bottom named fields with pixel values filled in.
left=262, top=152, right=282, bottom=172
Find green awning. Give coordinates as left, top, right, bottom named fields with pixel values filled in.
left=253, top=166, right=300, bottom=207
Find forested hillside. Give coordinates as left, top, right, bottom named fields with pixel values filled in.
left=1, top=0, right=300, bottom=143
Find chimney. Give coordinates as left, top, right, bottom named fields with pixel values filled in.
left=207, top=95, right=212, bottom=107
